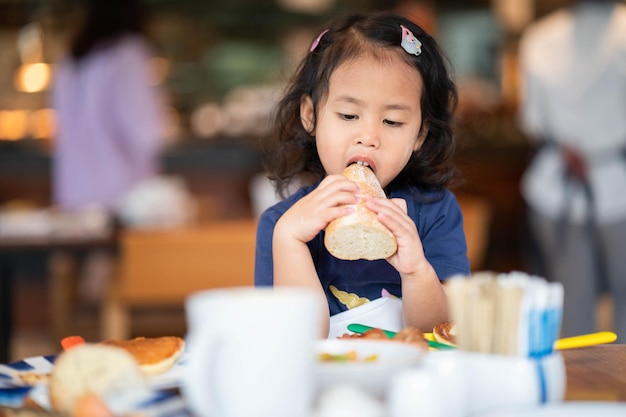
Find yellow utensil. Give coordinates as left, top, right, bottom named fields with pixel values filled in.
left=554, top=331, right=617, bottom=350
left=423, top=331, right=617, bottom=350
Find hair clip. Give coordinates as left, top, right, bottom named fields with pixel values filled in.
left=310, top=29, right=329, bottom=53
left=400, top=25, right=422, bottom=57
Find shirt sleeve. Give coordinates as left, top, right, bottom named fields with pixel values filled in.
left=254, top=208, right=277, bottom=286
left=416, top=191, right=471, bottom=280
left=254, top=185, right=315, bottom=286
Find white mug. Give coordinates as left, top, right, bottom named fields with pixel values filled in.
left=389, top=350, right=566, bottom=417
left=181, top=286, right=322, bottom=417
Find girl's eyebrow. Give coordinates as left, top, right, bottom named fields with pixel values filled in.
left=332, top=94, right=363, bottom=105
left=332, top=94, right=413, bottom=112
left=385, top=103, right=413, bottom=112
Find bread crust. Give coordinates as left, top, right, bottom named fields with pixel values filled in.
left=100, top=336, right=185, bottom=375
left=324, top=164, right=397, bottom=260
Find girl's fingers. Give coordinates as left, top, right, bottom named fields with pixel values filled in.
left=390, top=198, right=408, bottom=213
left=306, top=177, right=360, bottom=211
left=280, top=180, right=359, bottom=242
left=366, top=197, right=413, bottom=231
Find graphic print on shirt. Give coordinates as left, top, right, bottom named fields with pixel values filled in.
left=330, top=286, right=400, bottom=310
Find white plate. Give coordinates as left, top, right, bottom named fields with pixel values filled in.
left=479, top=402, right=626, bottom=417
left=151, top=351, right=188, bottom=389
left=315, top=339, right=424, bottom=397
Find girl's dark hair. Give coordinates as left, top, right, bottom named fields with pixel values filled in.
left=70, top=0, right=147, bottom=61
left=265, top=12, right=459, bottom=198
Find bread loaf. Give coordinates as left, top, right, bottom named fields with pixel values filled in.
left=324, top=163, right=397, bottom=260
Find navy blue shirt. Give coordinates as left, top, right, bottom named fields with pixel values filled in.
left=254, top=183, right=470, bottom=316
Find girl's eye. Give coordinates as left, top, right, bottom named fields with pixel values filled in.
left=384, top=119, right=403, bottom=127
left=339, top=113, right=357, bottom=121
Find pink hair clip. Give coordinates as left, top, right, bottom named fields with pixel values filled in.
left=310, top=29, right=329, bottom=53
left=400, top=24, right=422, bottom=56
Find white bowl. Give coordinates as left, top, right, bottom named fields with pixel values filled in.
left=315, top=339, right=424, bottom=397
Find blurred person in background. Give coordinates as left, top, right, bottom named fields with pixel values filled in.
left=517, top=0, right=626, bottom=341
left=51, top=0, right=168, bottom=302
left=52, top=0, right=167, bottom=213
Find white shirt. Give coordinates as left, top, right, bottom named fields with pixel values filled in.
left=518, top=3, right=626, bottom=224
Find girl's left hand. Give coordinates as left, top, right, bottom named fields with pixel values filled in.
left=364, top=196, right=428, bottom=276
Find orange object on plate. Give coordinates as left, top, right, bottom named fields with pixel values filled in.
left=61, top=335, right=86, bottom=351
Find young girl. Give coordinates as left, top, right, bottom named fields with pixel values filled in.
left=254, top=12, right=469, bottom=338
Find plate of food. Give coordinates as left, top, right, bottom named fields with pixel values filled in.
left=315, top=337, right=425, bottom=397
left=0, top=336, right=187, bottom=412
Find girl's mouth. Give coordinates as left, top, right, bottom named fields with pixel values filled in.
left=348, top=160, right=373, bottom=171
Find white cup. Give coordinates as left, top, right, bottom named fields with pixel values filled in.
left=181, top=286, right=322, bottom=417
left=389, top=350, right=566, bottom=417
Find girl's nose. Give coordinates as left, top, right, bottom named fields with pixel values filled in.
left=355, top=123, right=381, bottom=148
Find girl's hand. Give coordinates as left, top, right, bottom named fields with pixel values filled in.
left=365, top=196, right=448, bottom=332
left=364, top=196, right=429, bottom=276
left=275, top=175, right=360, bottom=244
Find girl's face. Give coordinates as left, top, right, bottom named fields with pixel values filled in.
left=301, top=53, right=427, bottom=189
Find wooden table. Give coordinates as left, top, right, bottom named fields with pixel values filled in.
left=563, top=344, right=626, bottom=401
left=0, top=233, right=116, bottom=363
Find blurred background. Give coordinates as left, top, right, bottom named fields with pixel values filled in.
left=1, top=0, right=612, bottom=360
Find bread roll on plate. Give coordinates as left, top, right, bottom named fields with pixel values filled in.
left=324, top=163, right=397, bottom=260
left=49, top=344, right=148, bottom=415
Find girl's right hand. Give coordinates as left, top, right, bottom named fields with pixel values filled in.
left=274, top=174, right=360, bottom=244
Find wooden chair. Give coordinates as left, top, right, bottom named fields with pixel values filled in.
left=102, top=219, right=258, bottom=340
left=457, top=194, right=492, bottom=271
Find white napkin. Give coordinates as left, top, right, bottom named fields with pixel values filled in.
left=328, top=296, right=404, bottom=339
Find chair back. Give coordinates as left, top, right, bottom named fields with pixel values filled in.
left=458, top=194, right=492, bottom=271
left=117, top=219, right=258, bottom=304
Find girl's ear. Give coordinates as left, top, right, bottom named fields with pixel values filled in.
left=413, top=123, right=429, bottom=151
left=300, top=95, right=316, bottom=135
